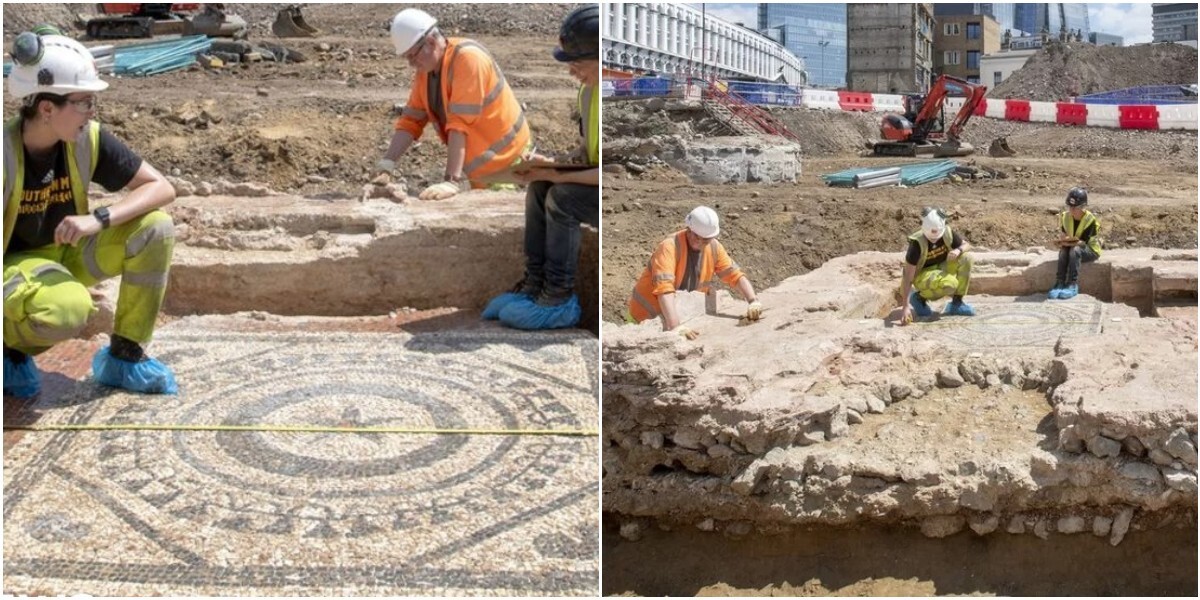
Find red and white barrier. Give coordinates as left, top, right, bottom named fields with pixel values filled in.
left=799, top=90, right=1195, bottom=131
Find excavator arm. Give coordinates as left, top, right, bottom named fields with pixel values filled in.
left=874, top=74, right=988, bottom=158
left=911, top=74, right=986, bottom=142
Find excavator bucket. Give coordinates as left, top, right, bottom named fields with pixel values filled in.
left=273, top=5, right=321, bottom=38
left=988, top=137, right=1017, bottom=158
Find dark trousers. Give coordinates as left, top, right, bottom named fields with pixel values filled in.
left=1056, top=244, right=1099, bottom=286
left=524, top=181, right=599, bottom=300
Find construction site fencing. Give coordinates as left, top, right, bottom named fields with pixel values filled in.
left=600, top=75, right=1198, bottom=131
left=1076, top=85, right=1198, bottom=105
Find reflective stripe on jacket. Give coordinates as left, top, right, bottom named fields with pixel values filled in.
left=394, top=38, right=531, bottom=181
left=627, top=230, right=744, bottom=323
left=3, top=117, right=100, bottom=251
left=1060, top=210, right=1103, bottom=256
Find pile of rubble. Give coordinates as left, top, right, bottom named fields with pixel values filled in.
left=990, top=40, right=1199, bottom=101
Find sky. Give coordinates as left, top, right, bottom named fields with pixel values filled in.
left=691, top=3, right=1154, bottom=45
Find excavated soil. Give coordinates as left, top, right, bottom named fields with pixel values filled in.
left=603, top=520, right=1197, bottom=596
left=989, top=40, right=1198, bottom=101
left=602, top=101, right=1198, bottom=323
left=2, top=4, right=585, bottom=197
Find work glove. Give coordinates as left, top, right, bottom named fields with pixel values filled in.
left=375, top=158, right=396, bottom=174
left=419, top=181, right=461, bottom=201
left=746, top=300, right=764, bottom=321
left=677, top=326, right=700, bottom=341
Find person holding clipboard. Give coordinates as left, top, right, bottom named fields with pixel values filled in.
left=482, top=5, right=599, bottom=330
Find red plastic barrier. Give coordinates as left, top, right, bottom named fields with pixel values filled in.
left=1117, top=105, right=1160, bottom=130
left=1004, top=99, right=1031, bottom=121
left=974, top=98, right=987, bottom=116
left=1056, top=102, right=1088, bottom=126
left=837, top=91, right=874, bottom=112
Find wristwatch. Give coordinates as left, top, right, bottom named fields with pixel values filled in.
left=93, top=206, right=111, bottom=229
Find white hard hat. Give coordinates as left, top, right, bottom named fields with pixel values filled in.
left=685, top=206, right=720, bottom=239
left=390, top=9, right=437, bottom=55
left=8, top=32, right=108, bottom=100
left=922, top=209, right=946, bottom=241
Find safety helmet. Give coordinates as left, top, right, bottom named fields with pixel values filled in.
left=921, top=206, right=946, bottom=241
left=8, top=30, right=108, bottom=100
left=1066, top=187, right=1088, bottom=207
left=554, top=5, right=599, bottom=62
left=685, top=206, right=720, bottom=239
left=390, top=8, right=437, bottom=56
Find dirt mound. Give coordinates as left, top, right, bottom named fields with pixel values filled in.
left=990, top=40, right=1199, bottom=101
left=2, top=3, right=578, bottom=39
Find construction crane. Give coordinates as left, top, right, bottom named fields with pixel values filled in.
left=874, top=74, right=989, bottom=158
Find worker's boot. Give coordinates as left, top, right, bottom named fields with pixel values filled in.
left=92, top=335, right=178, bottom=394
left=482, top=277, right=541, bottom=320
left=909, top=291, right=933, bottom=318
left=498, top=290, right=581, bottom=330
left=1049, top=281, right=1066, bottom=300
left=944, top=300, right=977, bottom=317
left=3, top=347, right=41, bottom=398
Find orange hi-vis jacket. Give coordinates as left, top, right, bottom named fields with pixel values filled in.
left=394, top=37, right=530, bottom=182
left=628, top=230, right=745, bottom=323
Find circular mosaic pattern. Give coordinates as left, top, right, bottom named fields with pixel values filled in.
left=92, top=342, right=591, bottom=538
left=931, top=301, right=1103, bottom=348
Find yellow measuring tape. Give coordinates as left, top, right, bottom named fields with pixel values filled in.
left=905, top=319, right=1101, bottom=327
left=3, top=424, right=598, bottom=436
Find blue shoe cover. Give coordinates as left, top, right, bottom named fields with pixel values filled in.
left=4, top=355, right=41, bottom=398
left=909, top=291, right=933, bottom=318
left=92, top=347, right=178, bottom=394
left=499, top=295, right=581, bottom=330
left=944, top=301, right=977, bottom=317
left=1048, top=286, right=1063, bottom=300
left=482, top=291, right=532, bottom=320
left=1059, top=284, right=1079, bottom=300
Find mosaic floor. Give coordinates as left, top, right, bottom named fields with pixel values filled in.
left=923, top=298, right=1105, bottom=348
left=4, top=326, right=598, bottom=596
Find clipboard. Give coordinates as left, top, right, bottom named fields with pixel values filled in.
left=474, top=160, right=594, bottom=185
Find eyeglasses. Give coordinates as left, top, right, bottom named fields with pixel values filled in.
left=403, top=27, right=435, bottom=61
left=65, top=96, right=98, bottom=113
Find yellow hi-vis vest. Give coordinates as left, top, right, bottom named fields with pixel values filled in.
left=3, top=117, right=101, bottom=252
left=908, top=226, right=955, bottom=273
left=1060, top=210, right=1102, bottom=256
left=580, top=83, right=598, bottom=166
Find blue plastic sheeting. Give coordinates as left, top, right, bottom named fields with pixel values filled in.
left=113, top=35, right=212, bottom=77
left=822, top=160, right=959, bottom=188
left=1077, top=84, right=1197, bottom=105
left=728, top=81, right=804, bottom=106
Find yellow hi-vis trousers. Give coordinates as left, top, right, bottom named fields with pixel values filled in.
left=913, top=253, right=973, bottom=301
left=3, top=210, right=174, bottom=355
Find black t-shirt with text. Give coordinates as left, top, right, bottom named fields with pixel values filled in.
left=8, top=127, right=142, bottom=253
left=905, top=231, right=964, bottom=268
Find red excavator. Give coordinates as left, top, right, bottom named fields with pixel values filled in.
left=86, top=4, right=246, bottom=39
left=874, top=74, right=989, bottom=157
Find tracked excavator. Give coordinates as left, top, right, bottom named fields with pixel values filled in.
left=85, top=4, right=246, bottom=39
left=874, top=74, right=1006, bottom=158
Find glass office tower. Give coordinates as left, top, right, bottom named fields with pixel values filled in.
left=758, top=3, right=847, bottom=88
left=1015, top=3, right=1090, bottom=37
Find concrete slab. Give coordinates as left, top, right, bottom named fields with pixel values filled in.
left=5, top=317, right=598, bottom=595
